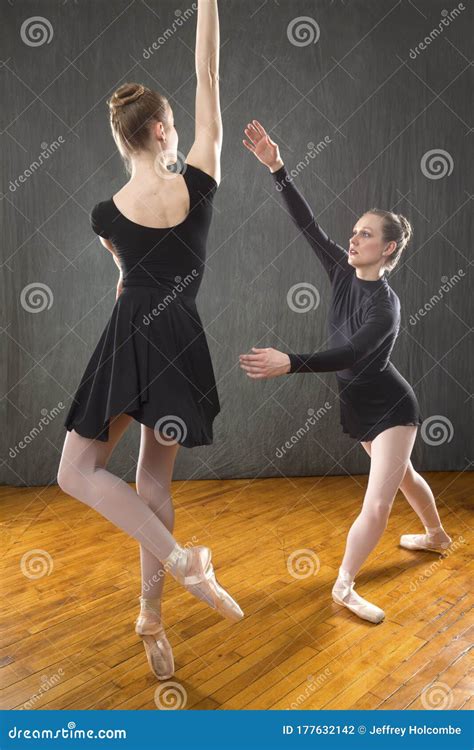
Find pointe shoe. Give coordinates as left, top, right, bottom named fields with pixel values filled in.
left=167, top=545, right=244, bottom=622
left=332, top=575, right=385, bottom=624
left=400, top=532, right=452, bottom=552
left=135, top=597, right=174, bottom=680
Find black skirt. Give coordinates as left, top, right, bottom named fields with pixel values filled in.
left=336, top=362, right=423, bottom=442
left=64, top=284, right=220, bottom=448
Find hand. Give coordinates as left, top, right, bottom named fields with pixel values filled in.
left=243, top=120, right=283, bottom=172
left=239, top=347, right=291, bottom=379
left=116, top=275, right=123, bottom=301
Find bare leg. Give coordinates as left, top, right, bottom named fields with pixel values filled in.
left=57, top=417, right=176, bottom=561
left=360, top=440, right=451, bottom=545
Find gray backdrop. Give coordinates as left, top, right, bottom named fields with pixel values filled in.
left=2, top=0, right=472, bottom=486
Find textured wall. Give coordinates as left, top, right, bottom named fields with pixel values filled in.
left=2, top=0, right=472, bottom=486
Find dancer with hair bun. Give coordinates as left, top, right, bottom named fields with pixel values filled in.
left=58, top=0, right=243, bottom=682
left=240, top=120, right=451, bottom=624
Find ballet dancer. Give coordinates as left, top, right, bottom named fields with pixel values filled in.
left=240, top=120, right=452, bottom=624
left=58, top=0, right=243, bottom=682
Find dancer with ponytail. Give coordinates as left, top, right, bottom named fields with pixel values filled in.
left=240, top=121, right=451, bottom=624
left=59, top=0, right=242, bottom=682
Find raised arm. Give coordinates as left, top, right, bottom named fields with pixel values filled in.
left=243, top=120, right=348, bottom=280
left=186, top=0, right=222, bottom=183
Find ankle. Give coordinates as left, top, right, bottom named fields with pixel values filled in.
left=162, top=542, right=190, bottom=581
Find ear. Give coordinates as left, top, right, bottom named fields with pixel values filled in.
left=152, top=120, right=166, bottom=142
left=382, top=240, right=397, bottom=257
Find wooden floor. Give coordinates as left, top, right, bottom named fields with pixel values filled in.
left=1, top=471, right=472, bottom=711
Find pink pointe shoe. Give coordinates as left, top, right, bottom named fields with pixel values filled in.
left=164, top=544, right=244, bottom=622
left=135, top=597, right=174, bottom=680
left=400, top=527, right=452, bottom=552
left=331, top=569, right=385, bottom=624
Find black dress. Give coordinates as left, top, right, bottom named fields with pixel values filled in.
left=64, top=164, right=220, bottom=448
left=272, top=165, right=423, bottom=442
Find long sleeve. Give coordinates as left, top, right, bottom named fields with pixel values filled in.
left=271, top=164, right=348, bottom=280
left=287, top=303, right=398, bottom=374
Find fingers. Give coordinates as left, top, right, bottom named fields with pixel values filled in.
left=242, top=139, right=256, bottom=153
left=252, top=119, right=266, bottom=137
left=244, top=122, right=261, bottom=143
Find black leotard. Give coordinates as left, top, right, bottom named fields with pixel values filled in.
left=271, top=164, right=422, bottom=441
left=272, top=165, right=400, bottom=381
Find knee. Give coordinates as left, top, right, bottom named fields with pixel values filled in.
left=361, top=499, right=393, bottom=528
left=57, top=463, right=79, bottom=497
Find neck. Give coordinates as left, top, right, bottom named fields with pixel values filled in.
left=355, top=264, right=385, bottom=281
left=129, top=150, right=173, bottom=182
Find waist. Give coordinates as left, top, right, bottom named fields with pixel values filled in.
left=336, top=361, right=397, bottom=385
left=122, top=274, right=198, bottom=299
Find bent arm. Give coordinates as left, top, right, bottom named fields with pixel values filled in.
left=286, top=306, right=398, bottom=373
left=271, top=164, right=348, bottom=280
left=186, top=0, right=222, bottom=183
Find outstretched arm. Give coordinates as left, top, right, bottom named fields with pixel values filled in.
left=243, top=120, right=348, bottom=279
left=186, top=0, right=222, bottom=183
left=239, top=305, right=398, bottom=378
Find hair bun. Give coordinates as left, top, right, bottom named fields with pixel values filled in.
left=109, top=83, right=146, bottom=111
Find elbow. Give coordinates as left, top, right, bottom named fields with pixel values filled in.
left=197, top=68, right=220, bottom=88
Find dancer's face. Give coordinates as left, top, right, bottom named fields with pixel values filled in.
left=348, top=213, right=393, bottom=270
